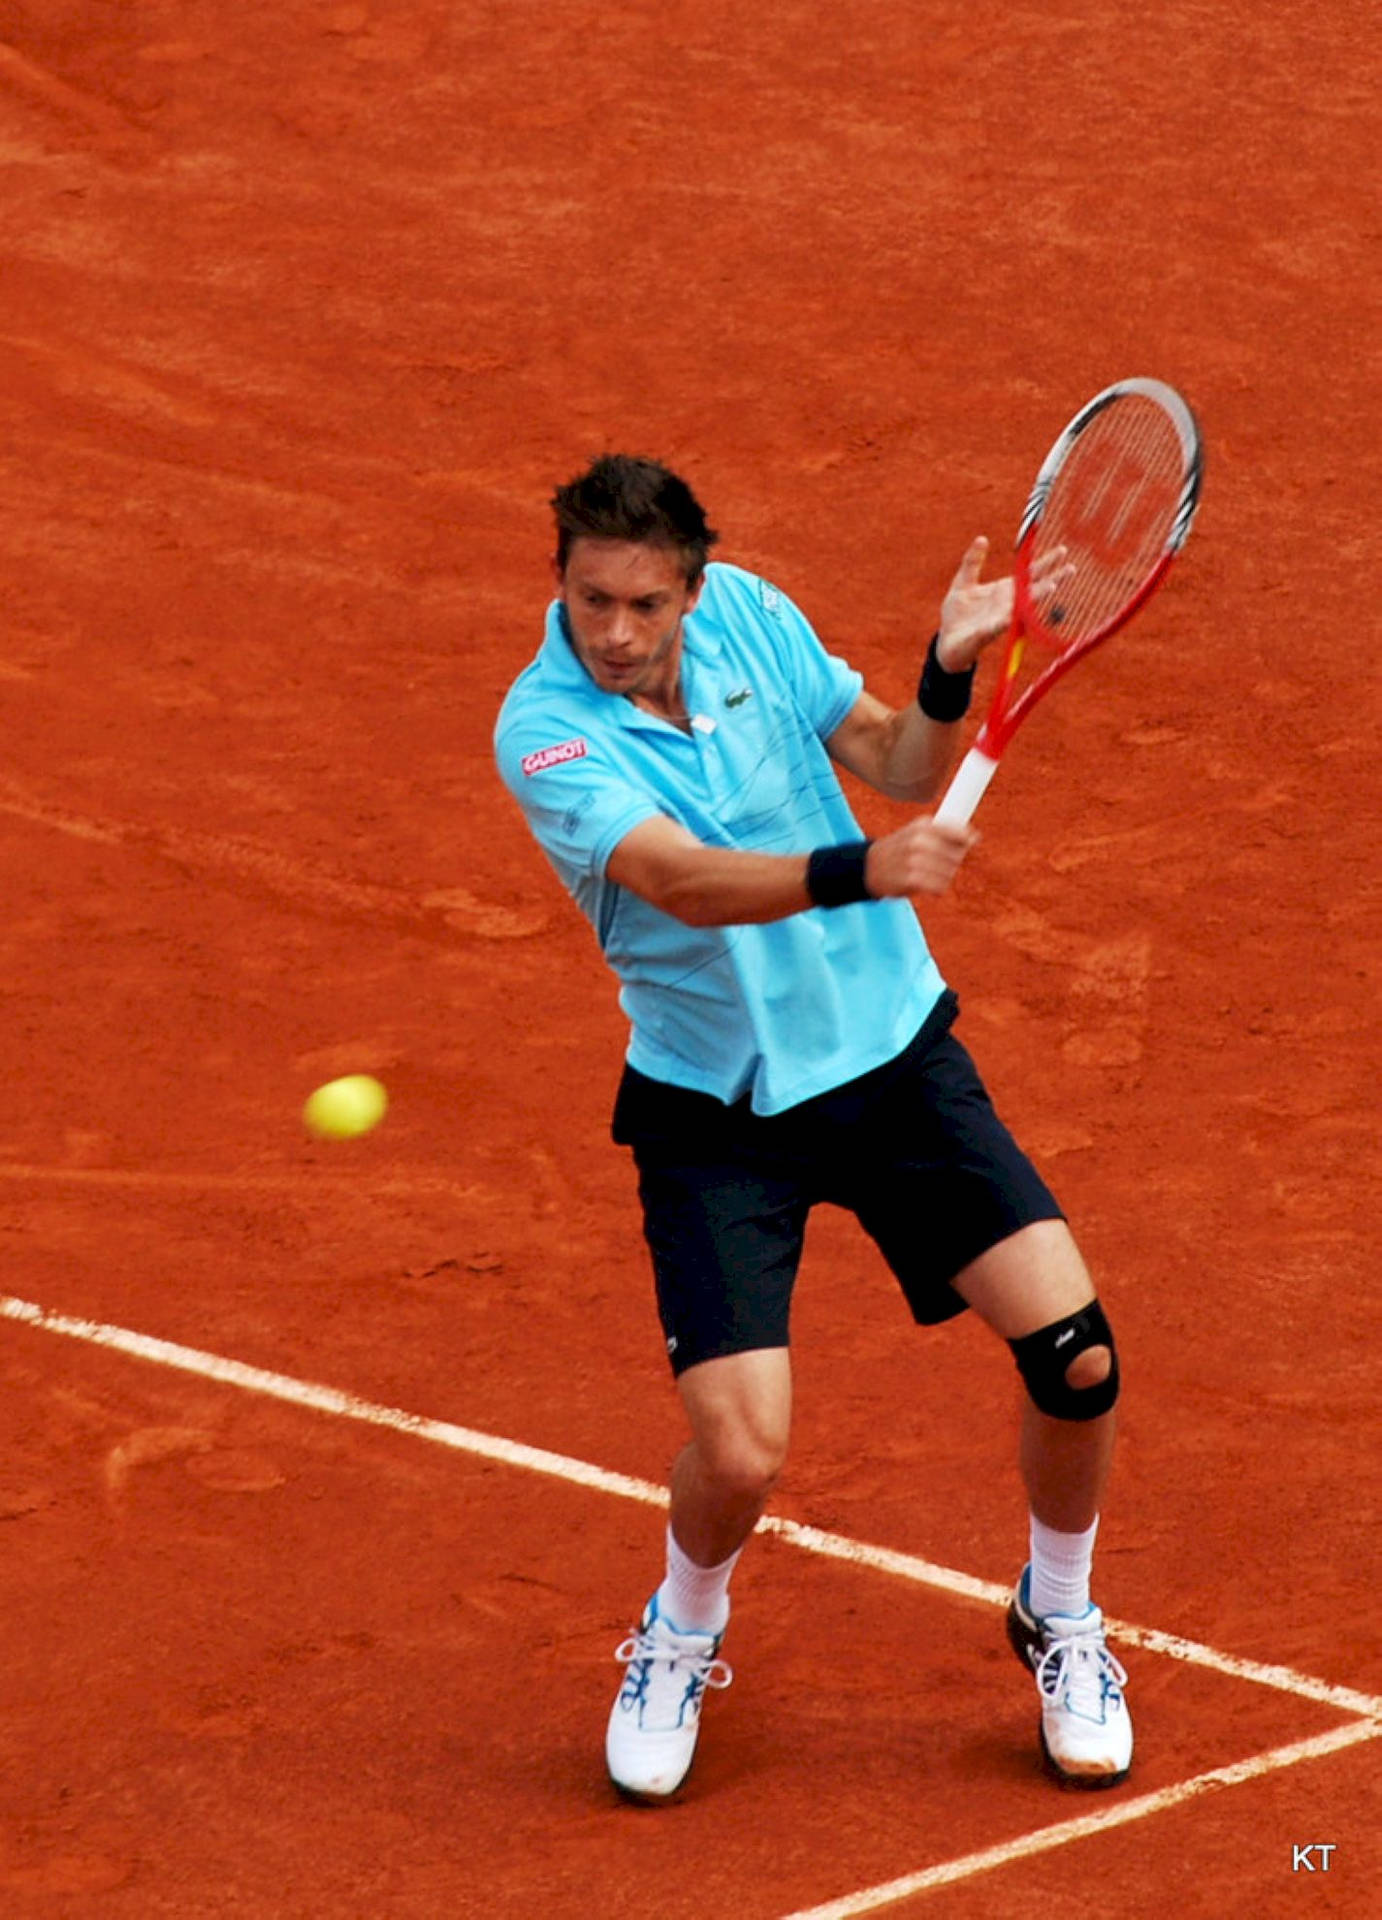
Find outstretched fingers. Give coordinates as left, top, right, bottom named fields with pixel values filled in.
left=1028, top=543, right=1076, bottom=606
left=951, top=534, right=991, bottom=591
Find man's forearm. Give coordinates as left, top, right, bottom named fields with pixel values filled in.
left=607, top=812, right=975, bottom=928
left=617, top=841, right=817, bottom=927
left=876, top=696, right=966, bottom=803
left=827, top=630, right=978, bottom=804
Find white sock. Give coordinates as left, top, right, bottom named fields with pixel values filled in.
left=656, top=1525, right=741, bottom=1636
left=1028, top=1514, right=1100, bottom=1621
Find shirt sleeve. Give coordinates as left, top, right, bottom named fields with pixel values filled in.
left=738, top=570, right=863, bottom=740
left=494, top=712, right=661, bottom=884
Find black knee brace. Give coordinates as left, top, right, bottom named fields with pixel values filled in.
left=1009, top=1301, right=1120, bottom=1421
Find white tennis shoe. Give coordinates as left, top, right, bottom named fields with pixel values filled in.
left=1007, top=1565, right=1132, bottom=1787
left=605, top=1595, right=732, bottom=1800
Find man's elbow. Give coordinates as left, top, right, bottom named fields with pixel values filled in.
left=657, top=877, right=722, bottom=926
left=880, top=770, right=942, bottom=806
left=614, top=859, right=717, bottom=926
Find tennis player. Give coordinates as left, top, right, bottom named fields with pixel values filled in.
left=494, top=454, right=1132, bottom=1797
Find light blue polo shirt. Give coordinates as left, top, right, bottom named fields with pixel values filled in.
left=494, top=562, right=947, bottom=1113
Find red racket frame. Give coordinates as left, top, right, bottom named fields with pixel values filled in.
left=935, top=377, right=1203, bottom=825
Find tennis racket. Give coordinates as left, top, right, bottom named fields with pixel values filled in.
left=934, top=377, right=1203, bottom=826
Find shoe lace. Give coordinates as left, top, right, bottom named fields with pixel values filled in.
left=614, top=1623, right=733, bottom=1720
left=1036, top=1626, right=1128, bottom=1720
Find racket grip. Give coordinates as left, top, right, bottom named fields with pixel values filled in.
left=934, top=747, right=1000, bottom=827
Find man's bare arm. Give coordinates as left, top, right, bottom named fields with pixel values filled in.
left=824, top=536, right=1070, bottom=801
left=606, top=813, right=974, bottom=927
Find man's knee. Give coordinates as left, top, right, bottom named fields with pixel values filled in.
left=698, top=1420, right=788, bottom=1501
left=1009, top=1301, right=1120, bottom=1421
left=1063, top=1343, right=1113, bottom=1392
left=680, top=1349, right=792, bottom=1500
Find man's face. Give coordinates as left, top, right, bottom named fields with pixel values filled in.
left=555, top=539, right=702, bottom=702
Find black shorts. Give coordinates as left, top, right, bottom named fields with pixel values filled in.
left=611, top=993, right=1063, bottom=1376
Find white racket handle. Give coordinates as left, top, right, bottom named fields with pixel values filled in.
left=934, top=746, right=1000, bottom=827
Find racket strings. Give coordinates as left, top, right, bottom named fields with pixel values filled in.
left=1033, top=395, right=1187, bottom=641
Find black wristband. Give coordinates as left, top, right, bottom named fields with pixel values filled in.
left=806, top=840, right=874, bottom=908
left=917, top=631, right=975, bottom=722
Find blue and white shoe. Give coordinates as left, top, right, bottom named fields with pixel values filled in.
left=605, top=1595, right=732, bottom=1801
left=1007, top=1565, right=1132, bottom=1787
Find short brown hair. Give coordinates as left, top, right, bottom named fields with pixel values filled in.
left=551, top=454, right=719, bottom=585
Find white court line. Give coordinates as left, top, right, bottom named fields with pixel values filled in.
left=0, top=1294, right=666, bottom=1511
left=2, top=1292, right=1380, bottom=1729
left=775, top=1718, right=1382, bottom=1919
left=759, top=1516, right=1382, bottom=1722
left=0, top=1162, right=495, bottom=1201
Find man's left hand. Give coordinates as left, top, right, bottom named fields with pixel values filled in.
left=935, top=536, right=1071, bottom=671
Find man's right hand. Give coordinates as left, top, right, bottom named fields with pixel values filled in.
left=866, top=816, right=978, bottom=899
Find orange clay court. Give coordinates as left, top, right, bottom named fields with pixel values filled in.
left=0, top=2, right=1377, bottom=1914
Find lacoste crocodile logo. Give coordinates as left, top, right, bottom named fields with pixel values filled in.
left=724, top=687, right=753, bottom=709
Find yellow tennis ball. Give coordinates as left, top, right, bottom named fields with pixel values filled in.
left=302, top=1074, right=388, bottom=1140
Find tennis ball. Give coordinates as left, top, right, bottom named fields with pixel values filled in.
left=302, top=1074, right=388, bottom=1140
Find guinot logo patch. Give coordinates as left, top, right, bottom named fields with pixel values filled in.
left=521, top=737, right=588, bottom=777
